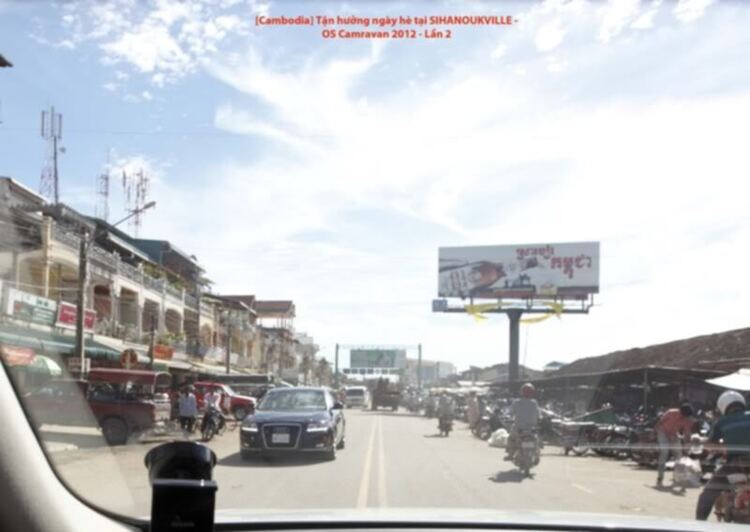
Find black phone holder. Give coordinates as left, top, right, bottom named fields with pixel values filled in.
left=144, top=441, right=218, bottom=532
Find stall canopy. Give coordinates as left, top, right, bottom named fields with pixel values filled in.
left=0, top=324, right=120, bottom=361
left=706, top=368, right=750, bottom=391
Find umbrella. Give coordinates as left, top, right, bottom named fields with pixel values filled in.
left=29, top=355, right=63, bottom=377
left=706, top=368, right=750, bottom=392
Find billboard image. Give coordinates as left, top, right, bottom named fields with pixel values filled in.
left=350, top=349, right=407, bottom=369
left=438, top=242, right=599, bottom=300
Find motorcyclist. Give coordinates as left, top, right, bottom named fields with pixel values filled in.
left=504, top=383, right=540, bottom=461
left=696, top=390, right=750, bottom=520
left=201, top=387, right=226, bottom=434
left=437, top=392, right=454, bottom=430
left=467, top=391, right=480, bottom=431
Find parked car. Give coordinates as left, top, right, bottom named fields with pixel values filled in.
left=192, top=381, right=256, bottom=420
left=24, top=368, right=172, bottom=446
left=240, top=387, right=345, bottom=461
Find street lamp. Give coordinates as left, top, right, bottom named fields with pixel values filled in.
left=74, top=202, right=156, bottom=375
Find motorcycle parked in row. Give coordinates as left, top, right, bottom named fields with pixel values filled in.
left=514, top=430, right=540, bottom=477
left=473, top=406, right=508, bottom=441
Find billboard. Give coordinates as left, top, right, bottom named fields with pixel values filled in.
left=350, top=349, right=407, bottom=369
left=438, top=242, right=599, bottom=299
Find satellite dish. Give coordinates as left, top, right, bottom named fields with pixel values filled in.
left=59, top=146, right=67, bottom=153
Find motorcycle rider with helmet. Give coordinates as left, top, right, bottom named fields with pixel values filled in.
left=437, top=391, right=455, bottom=432
left=504, top=383, right=540, bottom=461
left=696, top=390, right=750, bottom=520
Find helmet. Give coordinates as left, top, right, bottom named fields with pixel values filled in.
left=520, top=383, right=535, bottom=398
left=679, top=402, right=694, bottom=417
left=717, top=390, right=746, bottom=416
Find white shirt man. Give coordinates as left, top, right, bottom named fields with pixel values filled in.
left=204, top=389, right=222, bottom=412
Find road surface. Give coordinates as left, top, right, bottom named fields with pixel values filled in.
left=44, top=409, right=701, bottom=521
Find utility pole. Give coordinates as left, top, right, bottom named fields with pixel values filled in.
left=225, top=322, right=232, bottom=375
left=74, top=230, right=89, bottom=376
left=417, top=343, right=423, bottom=389
left=148, top=314, right=156, bottom=370
left=508, top=309, right=522, bottom=386
left=73, top=202, right=156, bottom=376
left=334, top=343, right=340, bottom=388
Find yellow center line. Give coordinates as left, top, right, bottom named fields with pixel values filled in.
left=356, top=417, right=378, bottom=508
left=377, top=415, right=387, bottom=507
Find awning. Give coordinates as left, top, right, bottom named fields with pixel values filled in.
left=92, top=336, right=151, bottom=364
left=190, top=361, right=244, bottom=375
left=0, top=324, right=120, bottom=361
left=706, top=368, right=750, bottom=391
left=28, top=355, right=63, bottom=376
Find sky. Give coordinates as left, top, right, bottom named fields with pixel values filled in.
left=1, top=0, right=749, bottom=372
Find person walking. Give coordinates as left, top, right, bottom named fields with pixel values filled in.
left=177, top=386, right=198, bottom=435
left=654, top=402, right=695, bottom=487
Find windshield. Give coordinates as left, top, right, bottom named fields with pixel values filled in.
left=1, top=0, right=749, bottom=527
left=258, top=390, right=327, bottom=411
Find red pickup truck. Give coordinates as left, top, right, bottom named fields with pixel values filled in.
left=25, top=369, right=172, bottom=445
left=192, top=381, right=256, bottom=420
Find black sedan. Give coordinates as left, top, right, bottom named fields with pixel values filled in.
left=239, top=387, right=346, bottom=461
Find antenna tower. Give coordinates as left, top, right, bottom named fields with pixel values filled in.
left=95, top=150, right=112, bottom=222
left=122, top=167, right=149, bottom=236
left=40, top=107, right=63, bottom=203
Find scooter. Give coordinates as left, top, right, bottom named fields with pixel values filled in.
left=513, top=430, right=540, bottom=477
left=201, top=408, right=226, bottom=442
left=438, top=415, right=453, bottom=437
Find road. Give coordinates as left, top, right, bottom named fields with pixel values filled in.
left=44, top=409, right=702, bottom=521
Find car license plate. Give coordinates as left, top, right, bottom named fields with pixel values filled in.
left=272, top=433, right=290, bottom=444
left=521, top=441, right=536, bottom=449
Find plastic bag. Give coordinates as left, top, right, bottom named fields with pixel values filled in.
left=488, top=428, right=509, bottom=448
left=673, top=456, right=702, bottom=488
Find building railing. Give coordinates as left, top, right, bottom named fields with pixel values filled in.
left=184, top=293, right=198, bottom=309
left=165, top=283, right=182, bottom=300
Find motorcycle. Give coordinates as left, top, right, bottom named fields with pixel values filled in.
left=201, top=408, right=226, bottom=442
left=474, top=406, right=507, bottom=441
left=714, top=460, right=750, bottom=523
left=513, top=430, right=540, bottom=476
left=438, top=415, right=453, bottom=437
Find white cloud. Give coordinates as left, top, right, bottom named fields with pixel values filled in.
left=490, top=43, right=507, bottom=61
left=598, top=0, right=641, bottom=42
left=48, top=0, right=254, bottom=85
left=535, top=21, right=566, bottom=52
left=102, top=82, right=118, bottom=91
left=674, top=0, right=714, bottom=23
left=632, top=0, right=663, bottom=29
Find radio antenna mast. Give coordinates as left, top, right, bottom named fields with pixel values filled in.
left=95, top=149, right=112, bottom=222
left=40, top=107, right=63, bottom=203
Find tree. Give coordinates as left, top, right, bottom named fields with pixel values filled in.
left=314, top=358, right=333, bottom=386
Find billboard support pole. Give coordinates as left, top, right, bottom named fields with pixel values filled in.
left=334, top=343, right=339, bottom=388
left=508, top=309, right=522, bottom=386
left=417, top=343, right=422, bottom=390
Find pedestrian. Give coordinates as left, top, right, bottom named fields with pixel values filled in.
left=177, top=386, right=198, bottom=435
left=654, top=402, right=695, bottom=487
